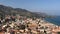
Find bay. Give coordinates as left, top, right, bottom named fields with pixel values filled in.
left=45, top=16, right=60, bottom=26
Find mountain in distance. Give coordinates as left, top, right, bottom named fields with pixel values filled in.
left=0, top=5, right=47, bottom=18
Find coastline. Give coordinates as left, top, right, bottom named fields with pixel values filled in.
left=44, top=17, right=60, bottom=26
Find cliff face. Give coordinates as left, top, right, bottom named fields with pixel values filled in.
left=0, top=5, right=46, bottom=18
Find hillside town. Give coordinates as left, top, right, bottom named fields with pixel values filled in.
left=0, top=15, right=60, bottom=34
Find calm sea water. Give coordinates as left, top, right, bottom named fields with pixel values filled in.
left=45, top=16, right=60, bottom=26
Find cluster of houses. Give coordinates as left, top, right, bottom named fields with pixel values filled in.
left=0, top=15, right=60, bottom=34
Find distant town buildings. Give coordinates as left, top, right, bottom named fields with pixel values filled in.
left=0, top=15, right=60, bottom=34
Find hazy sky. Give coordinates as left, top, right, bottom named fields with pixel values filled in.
left=0, top=0, right=60, bottom=15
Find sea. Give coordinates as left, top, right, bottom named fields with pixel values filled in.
left=45, top=16, right=60, bottom=26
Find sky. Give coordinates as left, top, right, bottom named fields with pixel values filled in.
left=0, top=0, right=60, bottom=15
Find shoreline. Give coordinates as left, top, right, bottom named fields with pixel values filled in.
left=44, top=18, right=60, bottom=26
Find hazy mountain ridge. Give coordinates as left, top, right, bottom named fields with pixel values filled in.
left=0, top=5, right=46, bottom=18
